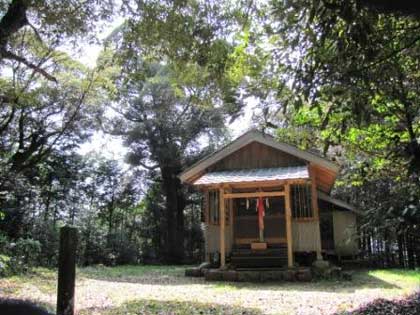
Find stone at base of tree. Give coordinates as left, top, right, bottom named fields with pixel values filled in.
left=205, top=269, right=223, bottom=281
left=185, top=267, right=202, bottom=277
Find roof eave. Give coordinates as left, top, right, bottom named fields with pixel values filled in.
left=318, top=191, right=361, bottom=214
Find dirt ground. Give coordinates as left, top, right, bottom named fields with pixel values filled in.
left=0, top=266, right=419, bottom=315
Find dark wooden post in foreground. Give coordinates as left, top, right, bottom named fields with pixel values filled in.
left=57, top=226, right=78, bottom=315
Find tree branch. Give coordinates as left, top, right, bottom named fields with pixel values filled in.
left=1, top=49, right=57, bottom=82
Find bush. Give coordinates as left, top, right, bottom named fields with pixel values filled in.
left=0, top=254, right=11, bottom=276
left=103, top=233, right=140, bottom=266
left=0, top=233, right=8, bottom=252
left=7, top=238, right=41, bottom=274
left=34, top=224, right=59, bottom=267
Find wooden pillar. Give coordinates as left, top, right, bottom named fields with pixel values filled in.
left=57, top=226, right=78, bottom=315
left=203, top=189, right=210, bottom=262
left=219, top=187, right=226, bottom=268
left=310, top=165, right=323, bottom=260
left=285, top=183, right=293, bottom=268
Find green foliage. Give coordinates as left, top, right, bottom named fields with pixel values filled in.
left=0, top=254, right=11, bottom=277
left=10, top=238, right=42, bottom=273
left=0, top=237, right=42, bottom=275
left=267, top=0, right=420, bottom=173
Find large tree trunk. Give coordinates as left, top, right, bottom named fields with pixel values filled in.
left=397, top=232, right=405, bottom=268
left=415, top=227, right=420, bottom=268
left=384, top=229, right=391, bottom=267
left=161, top=165, right=185, bottom=263
left=0, top=0, right=28, bottom=50
left=406, top=230, right=415, bottom=269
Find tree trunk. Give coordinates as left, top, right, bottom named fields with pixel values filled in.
left=397, top=232, right=405, bottom=268
left=0, top=0, right=28, bottom=50
left=367, top=233, right=372, bottom=256
left=161, top=165, right=185, bottom=263
left=415, top=228, right=420, bottom=268
left=384, top=229, right=391, bottom=267
left=406, top=231, right=415, bottom=269
left=107, top=195, right=115, bottom=247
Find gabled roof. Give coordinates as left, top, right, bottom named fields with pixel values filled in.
left=193, top=166, right=309, bottom=186
left=179, top=129, right=339, bottom=184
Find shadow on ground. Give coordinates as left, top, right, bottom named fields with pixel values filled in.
left=333, top=291, right=420, bottom=315
left=79, top=265, right=400, bottom=293
left=79, top=298, right=263, bottom=315
left=0, top=298, right=55, bottom=315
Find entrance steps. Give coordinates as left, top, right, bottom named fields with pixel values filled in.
left=230, top=243, right=288, bottom=268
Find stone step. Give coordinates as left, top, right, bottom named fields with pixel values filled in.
left=231, top=255, right=288, bottom=268
left=231, top=249, right=287, bottom=256
left=203, top=268, right=313, bottom=282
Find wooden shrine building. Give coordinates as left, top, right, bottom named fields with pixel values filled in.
left=179, top=130, right=358, bottom=269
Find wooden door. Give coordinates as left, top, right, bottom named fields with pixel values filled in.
left=234, top=196, right=286, bottom=245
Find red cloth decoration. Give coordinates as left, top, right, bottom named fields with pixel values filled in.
left=257, top=197, right=265, bottom=230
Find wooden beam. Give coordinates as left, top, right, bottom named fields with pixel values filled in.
left=285, top=183, right=293, bottom=268
left=309, top=166, right=320, bottom=220
left=235, top=237, right=287, bottom=244
left=229, top=181, right=285, bottom=189
left=224, top=191, right=285, bottom=199
left=293, top=217, right=318, bottom=222
left=219, top=187, right=226, bottom=268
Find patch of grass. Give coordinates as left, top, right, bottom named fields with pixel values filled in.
left=81, top=299, right=263, bottom=315
left=368, top=269, right=420, bottom=289
left=79, top=264, right=188, bottom=281
left=211, top=282, right=240, bottom=291
left=0, top=268, right=56, bottom=295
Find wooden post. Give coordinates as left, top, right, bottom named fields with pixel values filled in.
left=285, top=183, right=293, bottom=268
left=309, top=165, right=323, bottom=260
left=57, top=226, right=78, bottom=315
left=203, top=189, right=210, bottom=262
left=219, top=187, right=226, bottom=268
